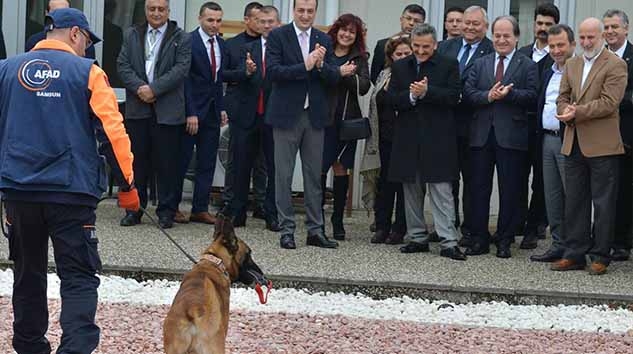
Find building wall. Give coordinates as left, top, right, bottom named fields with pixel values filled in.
left=575, top=0, right=633, bottom=28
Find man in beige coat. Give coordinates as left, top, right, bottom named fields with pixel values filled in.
left=552, top=17, right=628, bottom=275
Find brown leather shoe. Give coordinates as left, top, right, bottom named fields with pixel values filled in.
left=588, top=262, right=608, bottom=275
left=384, top=232, right=405, bottom=245
left=174, top=210, right=189, bottom=224
left=189, top=212, right=216, bottom=224
left=550, top=258, right=585, bottom=271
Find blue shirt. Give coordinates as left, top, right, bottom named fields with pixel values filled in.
left=457, top=38, right=481, bottom=64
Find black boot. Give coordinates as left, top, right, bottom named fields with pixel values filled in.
left=331, top=175, right=348, bottom=240
left=321, top=174, right=328, bottom=234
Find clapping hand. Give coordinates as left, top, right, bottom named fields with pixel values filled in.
left=488, top=82, right=513, bottom=102
left=245, top=52, right=257, bottom=76
left=306, top=43, right=326, bottom=70
left=556, top=102, right=576, bottom=122
left=339, top=60, right=357, bottom=77
left=409, top=77, right=428, bottom=99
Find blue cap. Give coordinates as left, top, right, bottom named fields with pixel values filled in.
left=45, top=8, right=101, bottom=45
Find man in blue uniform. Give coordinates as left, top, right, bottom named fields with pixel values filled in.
left=0, top=8, right=138, bottom=354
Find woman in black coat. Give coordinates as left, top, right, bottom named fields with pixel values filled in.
left=322, top=14, right=371, bottom=240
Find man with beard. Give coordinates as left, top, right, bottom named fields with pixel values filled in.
left=515, top=3, right=559, bottom=250
left=552, top=18, right=627, bottom=275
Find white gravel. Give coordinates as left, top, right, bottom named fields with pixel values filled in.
left=1, top=269, right=632, bottom=334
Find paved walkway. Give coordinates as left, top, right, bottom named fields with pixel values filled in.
left=1, top=199, right=632, bottom=305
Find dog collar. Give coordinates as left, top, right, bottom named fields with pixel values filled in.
left=199, top=253, right=229, bottom=279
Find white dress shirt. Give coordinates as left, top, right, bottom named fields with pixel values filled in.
left=581, top=48, right=604, bottom=89
left=542, top=63, right=564, bottom=131
left=293, top=22, right=312, bottom=109
left=457, top=38, right=482, bottom=64
left=532, top=41, right=550, bottom=63
left=494, top=49, right=515, bottom=77
left=198, top=27, right=221, bottom=81
left=145, top=22, right=168, bottom=83
left=611, top=40, right=628, bottom=59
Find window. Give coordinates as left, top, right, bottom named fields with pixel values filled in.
left=101, top=0, right=145, bottom=88
left=510, top=0, right=555, bottom=47
left=25, top=0, right=84, bottom=45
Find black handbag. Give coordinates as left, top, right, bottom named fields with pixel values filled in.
left=339, top=75, right=371, bottom=141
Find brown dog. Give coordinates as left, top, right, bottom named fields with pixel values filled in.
left=163, top=214, right=268, bottom=354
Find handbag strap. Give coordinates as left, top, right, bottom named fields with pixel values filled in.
left=340, top=74, right=360, bottom=121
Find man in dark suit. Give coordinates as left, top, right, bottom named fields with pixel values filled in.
left=530, top=24, right=576, bottom=263
left=388, top=24, right=466, bottom=260
left=0, top=29, right=6, bottom=59
left=221, top=1, right=268, bottom=221
left=438, top=5, right=494, bottom=243
left=443, top=7, right=463, bottom=41
left=116, top=0, right=191, bottom=228
left=515, top=3, right=559, bottom=249
left=228, top=5, right=281, bottom=232
left=172, top=2, right=227, bottom=226
left=370, top=4, right=425, bottom=84
left=25, top=0, right=96, bottom=60
left=603, top=9, right=633, bottom=261
left=266, top=0, right=340, bottom=249
left=463, top=15, right=538, bottom=258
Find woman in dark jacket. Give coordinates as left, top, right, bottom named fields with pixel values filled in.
left=322, top=14, right=371, bottom=240
left=368, top=35, right=412, bottom=245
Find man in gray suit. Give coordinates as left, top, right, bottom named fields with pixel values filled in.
left=266, top=0, right=340, bottom=249
left=117, top=0, right=191, bottom=228
left=463, top=15, right=538, bottom=258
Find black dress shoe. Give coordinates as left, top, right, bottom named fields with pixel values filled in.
left=530, top=249, right=563, bottom=262
left=280, top=235, right=296, bottom=249
left=306, top=234, right=338, bottom=248
left=252, top=206, right=266, bottom=220
left=519, top=234, right=539, bottom=249
left=120, top=212, right=141, bottom=226
left=611, top=248, right=630, bottom=261
left=496, top=246, right=511, bottom=259
left=370, top=230, right=388, bottom=244
left=458, top=235, right=474, bottom=248
left=440, top=246, right=467, bottom=261
left=399, top=242, right=430, bottom=253
left=428, top=231, right=440, bottom=242
left=465, top=243, right=490, bottom=256
left=265, top=218, right=281, bottom=232
left=158, top=217, right=173, bottom=229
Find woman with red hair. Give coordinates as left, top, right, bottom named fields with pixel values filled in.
left=321, top=13, right=371, bottom=241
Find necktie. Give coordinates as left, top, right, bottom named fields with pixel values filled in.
left=149, top=29, right=158, bottom=45
left=495, top=55, right=505, bottom=83
left=146, top=29, right=158, bottom=59
left=416, top=62, right=424, bottom=81
left=299, top=31, right=309, bottom=60
left=257, top=49, right=266, bottom=115
left=209, top=37, right=217, bottom=82
left=459, top=43, right=471, bottom=75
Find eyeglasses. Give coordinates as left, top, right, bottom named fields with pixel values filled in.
left=78, top=28, right=93, bottom=49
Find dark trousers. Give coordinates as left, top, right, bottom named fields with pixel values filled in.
left=5, top=201, right=101, bottom=354
left=374, top=139, right=406, bottom=234
left=124, top=118, right=183, bottom=219
left=613, top=147, right=633, bottom=250
left=517, top=130, right=548, bottom=234
left=562, top=138, right=619, bottom=265
left=230, top=117, right=276, bottom=220
left=222, top=127, right=268, bottom=207
left=470, top=128, right=527, bottom=247
left=452, top=134, right=472, bottom=232
left=175, top=112, right=220, bottom=213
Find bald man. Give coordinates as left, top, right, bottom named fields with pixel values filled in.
left=25, top=0, right=97, bottom=59
left=552, top=18, right=628, bottom=275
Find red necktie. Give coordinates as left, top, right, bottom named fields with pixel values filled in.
left=495, top=55, right=505, bottom=82
left=256, top=51, right=266, bottom=115
left=209, top=37, right=217, bottom=82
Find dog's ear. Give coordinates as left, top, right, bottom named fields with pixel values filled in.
left=213, top=213, right=225, bottom=240
left=221, top=217, right=239, bottom=254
